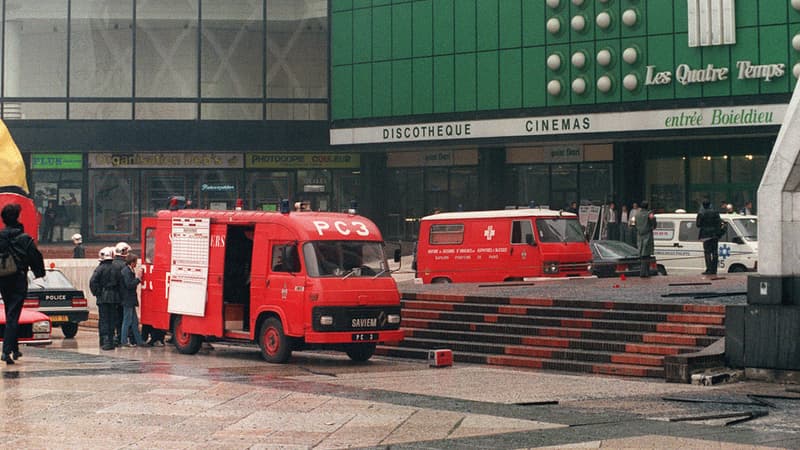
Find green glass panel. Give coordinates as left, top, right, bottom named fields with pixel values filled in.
left=546, top=43, right=569, bottom=107
left=392, top=60, right=412, bottom=115
left=373, top=61, right=392, bottom=117
left=433, top=0, right=454, bottom=55
left=413, top=57, right=433, bottom=114
left=392, top=4, right=412, bottom=59
left=731, top=28, right=759, bottom=96
left=620, top=3, right=645, bottom=38
left=523, top=46, right=546, bottom=107
left=331, top=66, right=353, bottom=120
left=522, top=0, right=545, bottom=46
left=546, top=10, right=569, bottom=45
left=331, top=11, right=353, bottom=66
left=477, top=51, right=499, bottom=110
left=570, top=43, right=594, bottom=105
left=353, top=9, right=372, bottom=63
left=760, top=0, right=788, bottom=25
left=674, top=34, right=702, bottom=98
left=499, top=0, right=521, bottom=49
left=331, top=0, right=353, bottom=13
left=701, top=45, right=731, bottom=98
left=569, top=0, right=594, bottom=43
left=595, top=0, right=619, bottom=39
left=759, top=25, right=790, bottom=94
left=455, top=0, right=477, bottom=53
left=646, top=35, right=675, bottom=100
left=792, top=3, right=800, bottom=23
left=477, top=0, right=498, bottom=52
left=454, top=53, right=477, bottom=112
left=373, top=0, right=390, bottom=5
left=499, top=49, right=521, bottom=109
left=434, top=55, right=455, bottom=113
left=595, top=39, right=620, bottom=104
left=353, top=0, right=371, bottom=8
left=353, top=63, right=373, bottom=118
left=673, top=0, right=688, bottom=32
left=737, top=0, right=757, bottom=27
left=413, top=1, right=433, bottom=57
left=373, top=6, right=392, bottom=61
left=647, top=1, right=673, bottom=35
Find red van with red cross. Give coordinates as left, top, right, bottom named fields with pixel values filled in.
left=413, top=209, right=592, bottom=284
left=138, top=206, right=403, bottom=363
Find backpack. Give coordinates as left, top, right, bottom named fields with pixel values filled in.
left=0, top=236, right=20, bottom=277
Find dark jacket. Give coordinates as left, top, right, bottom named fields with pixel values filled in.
left=73, top=244, right=85, bottom=259
left=696, top=207, right=722, bottom=240
left=634, top=209, right=657, bottom=257
left=89, top=260, right=120, bottom=304
left=0, top=225, right=45, bottom=278
left=120, top=265, right=141, bottom=307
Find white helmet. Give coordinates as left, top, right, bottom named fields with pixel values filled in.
left=98, top=247, right=114, bottom=261
left=71, top=233, right=82, bottom=244
left=114, top=242, right=131, bottom=256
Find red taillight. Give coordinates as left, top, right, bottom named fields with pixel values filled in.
left=615, top=264, right=628, bottom=272
left=650, top=261, right=657, bottom=270
left=72, top=298, right=88, bottom=307
left=23, top=298, right=40, bottom=308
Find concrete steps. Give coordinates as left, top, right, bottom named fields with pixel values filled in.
left=378, top=292, right=726, bottom=379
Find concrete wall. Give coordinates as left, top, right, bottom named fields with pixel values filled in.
left=46, top=259, right=100, bottom=312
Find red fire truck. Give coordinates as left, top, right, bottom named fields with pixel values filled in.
left=139, top=205, right=403, bottom=363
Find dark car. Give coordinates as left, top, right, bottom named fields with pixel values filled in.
left=589, top=240, right=664, bottom=278
left=25, top=269, right=89, bottom=338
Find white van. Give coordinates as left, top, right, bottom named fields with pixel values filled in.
left=653, top=213, right=758, bottom=274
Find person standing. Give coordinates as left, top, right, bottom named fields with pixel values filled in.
left=634, top=200, right=656, bottom=278
left=119, top=253, right=145, bottom=347
left=620, top=204, right=630, bottom=245
left=606, top=202, right=619, bottom=240
left=739, top=200, right=754, bottom=216
left=696, top=199, right=722, bottom=275
left=111, top=242, right=131, bottom=347
left=629, top=202, right=641, bottom=247
left=41, top=200, right=57, bottom=243
left=90, top=247, right=119, bottom=350
left=71, top=233, right=85, bottom=258
left=0, top=203, right=45, bottom=364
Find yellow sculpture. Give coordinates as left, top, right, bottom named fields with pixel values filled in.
left=0, top=118, right=28, bottom=193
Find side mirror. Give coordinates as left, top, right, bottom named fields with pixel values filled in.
left=526, top=234, right=536, bottom=246
left=393, top=248, right=401, bottom=263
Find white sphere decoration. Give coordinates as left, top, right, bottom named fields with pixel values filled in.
left=547, top=80, right=562, bottom=96
left=571, top=15, right=586, bottom=32
left=572, top=0, right=584, bottom=6
left=623, top=73, right=638, bottom=91
left=794, top=63, right=800, bottom=78
left=793, top=34, right=800, bottom=51
left=622, top=9, right=638, bottom=27
left=547, top=0, right=560, bottom=8
left=622, top=47, right=638, bottom=64
left=547, top=54, right=562, bottom=71
left=597, top=49, right=612, bottom=66
left=571, top=51, right=587, bottom=69
left=793, top=0, right=800, bottom=11
left=596, top=12, right=612, bottom=29
left=547, top=18, right=561, bottom=34
left=597, top=76, right=612, bottom=93
left=572, top=78, right=587, bottom=95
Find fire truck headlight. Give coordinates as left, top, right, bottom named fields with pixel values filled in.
left=319, top=315, right=334, bottom=326
left=543, top=262, right=560, bottom=274
left=32, top=320, right=51, bottom=333
left=387, top=314, right=400, bottom=324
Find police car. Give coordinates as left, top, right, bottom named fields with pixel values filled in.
left=25, top=268, right=89, bottom=338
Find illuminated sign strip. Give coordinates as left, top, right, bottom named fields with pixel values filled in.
left=330, top=103, right=787, bottom=146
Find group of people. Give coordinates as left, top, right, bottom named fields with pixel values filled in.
left=603, top=201, right=645, bottom=248
left=89, top=242, right=164, bottom=350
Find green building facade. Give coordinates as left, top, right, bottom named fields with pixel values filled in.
left=330, top=0, right=799, bottom=241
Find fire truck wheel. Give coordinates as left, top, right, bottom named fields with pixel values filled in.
left=173, top=316, right=202, bottom=354
left=345, top=343, right=376, bottom=362
left=259, top=318, right=292, bottom=363
left=61, top=322, right=79, bottom=339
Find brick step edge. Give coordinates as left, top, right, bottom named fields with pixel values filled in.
left=376, top=346, right=665, bottom=378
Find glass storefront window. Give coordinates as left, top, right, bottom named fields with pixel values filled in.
left=579, top=163, right=612, bottom=205
left=31, top=171, right=83, bottom=243
left=449, top=167, right=479, bottom=211
left=296, top=169, right=331, bottom=211
left=196, top=170, right=241, bottom=210
left=247, top=172, right=290, bottom=211
left=90, top=170, right=137, bottom=240
left=646, top=158, right=685, bottom=213
left=690, top=155, right=727, bottom=184
left=142, top=171, right=189, bottom=215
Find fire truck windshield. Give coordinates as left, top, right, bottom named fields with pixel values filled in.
left=302, top=241, right=389, bottom=278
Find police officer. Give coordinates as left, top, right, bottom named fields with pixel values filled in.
left=89, top=247, right=119, bottom=350
left=634, top=201, right=657, bottom=278
left=111, top=242, right=131, bottom=346
left=696, top=199, right=722, bottom=275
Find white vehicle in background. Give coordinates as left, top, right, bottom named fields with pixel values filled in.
left=653, top=213, right=758, bottom=274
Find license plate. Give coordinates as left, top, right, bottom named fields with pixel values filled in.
left=352, top=333, right=379, bottom=341
left=49, top=315, right=69, bottom=323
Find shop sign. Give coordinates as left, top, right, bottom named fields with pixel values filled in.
left=331, top=103, right=786, bottom=145
left=31, top=153, right=82, bottom=170
left=644, top=61, right=784, bottom=87
left=88, top=153, right=244, bottom=169
left=247, top=152, right=360, bottom=169
left=544, top=146, right=582, bottom=163
left=201, top=184, right=235, bottom=192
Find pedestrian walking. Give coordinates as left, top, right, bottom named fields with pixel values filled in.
left=0, top=203, right=45, bottom=364
left=71, top=233, right=85, bottom=258
left=634, top=200, right=656, bottom=278
left=89, top=247, right=119, bottom=350
left=696, top=199, right=722, bottom=275
left=119, top=253, right=145, bottom=347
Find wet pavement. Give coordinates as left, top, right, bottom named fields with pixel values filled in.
left=2, top=323, right=800, bottom=449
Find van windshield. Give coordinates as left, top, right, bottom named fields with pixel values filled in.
left=535, top=218, right=586, bottom=243
left=303, top=241, right=389, bottom=278
left=732, top=218, right=757, bottom=241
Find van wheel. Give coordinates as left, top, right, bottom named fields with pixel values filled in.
left=259, top=318, right=292, bottom=363
left=173, top=316, right=202, bottom=355
left=345, top=343, right=376, bottom=362
left=431, top=278, right=451, bottom=284
left=729, top=265, right=747, bottom=273
left=657, top=265, right=668, bottom=276
left=61, top=322, right=78, bottom=339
